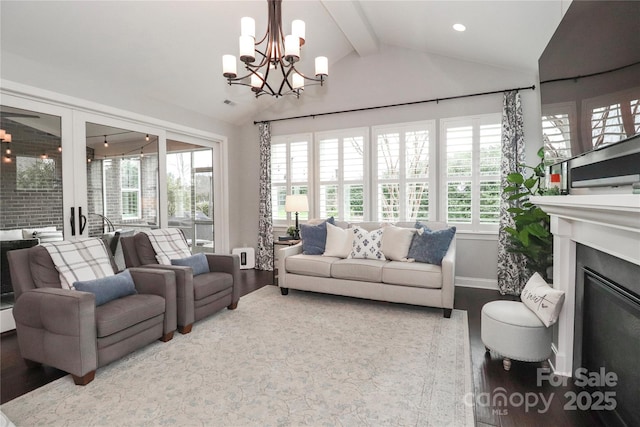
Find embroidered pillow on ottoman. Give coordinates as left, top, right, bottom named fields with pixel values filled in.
left=521, top=272, right=565, bottom=327
left=349, top=227, right=386, bottom=260
left=408, top=226, right=456, bottom=265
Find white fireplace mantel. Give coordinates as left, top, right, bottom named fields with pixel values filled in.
left=531, top=194, right=640, bottom=376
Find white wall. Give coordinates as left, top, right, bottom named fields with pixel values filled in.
left=233, top=45, right=544, bottom=286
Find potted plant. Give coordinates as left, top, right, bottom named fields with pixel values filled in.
left=503, top=147, right=553, bottom=279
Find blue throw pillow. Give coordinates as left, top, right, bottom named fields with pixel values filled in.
left=407, top=226, right=456, bottom=265
left=300, top=217, right=335, bottom=255
left=74, top=270, right=137, bottom=306
left=171, top=252, right=210, bottom=276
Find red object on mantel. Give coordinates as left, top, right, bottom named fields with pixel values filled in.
left=550, top=174, right=561, bottom=183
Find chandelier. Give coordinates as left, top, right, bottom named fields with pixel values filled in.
left=222, top=0, right=328, bottom=98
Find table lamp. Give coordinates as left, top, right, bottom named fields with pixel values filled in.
left=285, top=194, right=308, bottom=240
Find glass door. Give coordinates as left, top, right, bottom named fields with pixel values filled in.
left=0, top=102, right=69, bottom=330
left=166, top=139, right=214, bottom=253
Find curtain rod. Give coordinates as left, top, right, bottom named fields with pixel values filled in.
left=253, top=84, right=535, bottom=125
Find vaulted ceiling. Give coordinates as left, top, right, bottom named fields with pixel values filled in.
left=0, top=1, right=570, bottom=126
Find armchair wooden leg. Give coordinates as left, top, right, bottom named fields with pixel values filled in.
left=443, top=308, right=452, bottom=318
left=23, top=358, right=42, bottom=369
left=72, top=370, right=96, bottom=385
left=178, top=324, right=193, bottom=334
left=227, top=302, right=238, bottom=310
left=159, top=331, right=174, bottom=342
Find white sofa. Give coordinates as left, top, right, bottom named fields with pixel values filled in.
left=278, top=221, right=456, bottom=318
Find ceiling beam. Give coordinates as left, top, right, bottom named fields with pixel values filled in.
left=321, top=0, right=378, bottom=57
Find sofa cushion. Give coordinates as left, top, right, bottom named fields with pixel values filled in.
left=95, top=293, right=165, bottom=338
left=382, top=261, right=443, bottom=289
left=74, top=269, right=138, bottom=306
left=29, top=246, right=63, bottom=289
left=286, top=254, right=337, bottom=278
left=171, top=253, right=210, bottom=276
left=323, top=222, right=353, bottom=258
left=133, top=233, right=160, bottom=265
left=381, top=225, right=416, bottom=261
left=349, top=227, right=386, bottom=260
left=0, top=229, right=24, bottom=241
left=331, top=258, right=386, bottom=283
left=193, top=271, right=233, bottom=300
left=300, top=217, right=334, bottom=255
left=408, top=226, right=456, bottom=265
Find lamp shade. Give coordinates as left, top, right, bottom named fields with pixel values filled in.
left=285, top=194, right=309, bottom=213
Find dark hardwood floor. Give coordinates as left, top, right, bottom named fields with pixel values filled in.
left=1, top=272, right=602, bottom=426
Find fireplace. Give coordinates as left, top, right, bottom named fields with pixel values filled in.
left=574, top=244, right=640, bottom=427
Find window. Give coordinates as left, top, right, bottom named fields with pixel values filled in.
left=441, top=115, right=501, bottom=231
left=316, top=128, right=367, bottom=221
left=373, top=121, right=435, bottom=222
left=584, top=89, right=640, bottom=150
left=120, top=158, right=141, bottom=219
left=271, top=133, right=311, bottom=223
left=16, top=156, right=56, bottom=190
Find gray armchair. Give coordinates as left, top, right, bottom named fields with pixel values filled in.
left=7, top=245, right=177, bottom=385
left=121, top=232, right=239, bottom=334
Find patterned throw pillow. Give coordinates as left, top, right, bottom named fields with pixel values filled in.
left=349, top=227, right=386, bottom=260
left=521, top=272, right=565, bottom=327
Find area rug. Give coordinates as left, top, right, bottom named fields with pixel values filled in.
left=1, top=286, right=474, bottom=426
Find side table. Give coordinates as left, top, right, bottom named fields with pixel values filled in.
left=273, top=240, right=300, bottom=285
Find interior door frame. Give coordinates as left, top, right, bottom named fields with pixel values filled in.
left=1, top=92, right=75, bottom=239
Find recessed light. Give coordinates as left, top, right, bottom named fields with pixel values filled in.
left=453, top=23, right=466, bottom=32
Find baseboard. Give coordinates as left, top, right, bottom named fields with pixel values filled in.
left=455, top=276, right=498, bottom=290
left=0, top=307, right=16, bottom=333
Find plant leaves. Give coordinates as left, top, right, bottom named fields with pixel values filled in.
left=507, top=173, right=524, bottom=184
left=524, top=178, right=537, bottom=189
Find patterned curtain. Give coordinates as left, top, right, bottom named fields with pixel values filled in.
left=256, top=122, right=274, bottom=271
left=497, top=91, right=528, bottom=295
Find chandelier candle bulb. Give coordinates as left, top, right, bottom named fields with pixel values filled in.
left=2, top=134, right=11, bottom=143
left=222, top=54, right=237, bottom=78
left=284, top=35, right=300, bottom=62
left=292, top=72, right=304, bottom=89
left=315, top=56, right=328, bottom=76
left=251, top=72, right=263, bottom=90
left=0, top=130, right=5, bottom=139
left=292, top=19, right=305, bottom=45
left=239, top=35, right=255, bottom=63
left=241, top=17, right=255, bottom=38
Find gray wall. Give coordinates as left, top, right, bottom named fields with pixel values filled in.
left=229, top=46, right=544, bottom=285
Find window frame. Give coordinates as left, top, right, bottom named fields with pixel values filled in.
left=439, top=113, right=502, bottom=232
left=315, top=127, right=369, bottom=222
left=270, top=132, right=312, bottom=227
left=371, top=120, right=437, bottom=222
left=119, top=157, right=141, bottom=220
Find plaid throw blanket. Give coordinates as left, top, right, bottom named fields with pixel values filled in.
left=42, top=238, right=114, bottom=290
left=143, top=228, right=191, bottom=265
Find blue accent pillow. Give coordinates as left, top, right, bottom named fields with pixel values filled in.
left=74, top=270, right=137, bottom=306
left=300, top=217, right=335, bottom=255
left=171, top=252, right=210, bottom=276
left=407, top=226, right=456, bottom=265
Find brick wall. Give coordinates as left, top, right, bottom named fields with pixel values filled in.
left=0, top=121, right=63, bottom=231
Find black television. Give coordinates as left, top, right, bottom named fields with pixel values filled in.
left=538, top=1, right=640, bottom=190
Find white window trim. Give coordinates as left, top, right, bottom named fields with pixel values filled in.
left=314, top=127, right=369, bottom=221
left=271, top=132, right=312, bottom=227
left=439, top=113, right=501, bottom=232
left=120, top=157, right=141, bottom=220
left=371, top=120, right=436, bottom=222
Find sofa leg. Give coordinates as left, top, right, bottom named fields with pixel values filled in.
left=228, top=301, right=238, bottom=310
left=280, top=287, right=289, bottom=296
left=178, top=324, right=193, bottom=334
left=24, top=358, right=42, bottom=369
left=72, top=370, right=96, bottom=385
left=541, top=360, right=551, bottom=373
left=159, top=331, right=174, bottom=342
left=443, top=308, right=452, bottom=318
left=503, top=358, right=512, bottom=371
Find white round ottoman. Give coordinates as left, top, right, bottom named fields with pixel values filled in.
left=481, top=300, right=552, bottom=371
